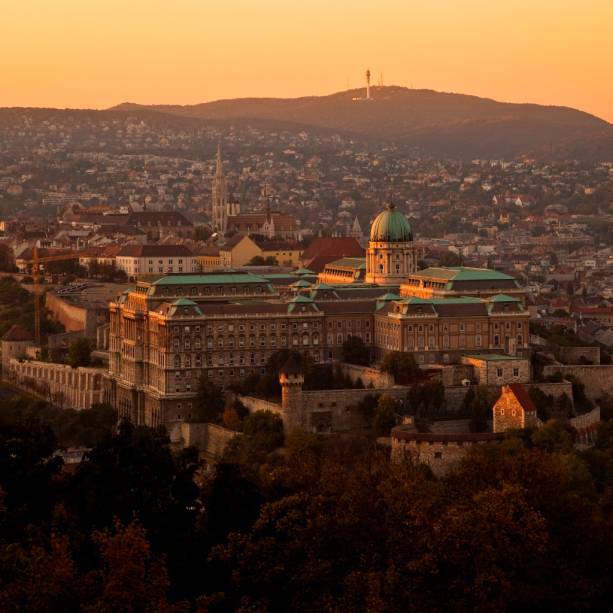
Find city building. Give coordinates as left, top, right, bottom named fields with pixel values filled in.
left=1, top=325, right=34, bottom=373
left=7, top=358, right=104, bottom=410
left=365, top=203, right=417, bottom=285
left=116, top=244, right=197, bottom=278
left=107, top=205, right=529, bottom=429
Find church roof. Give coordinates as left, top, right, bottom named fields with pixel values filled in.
left=369, top=204, right=413, bottom=242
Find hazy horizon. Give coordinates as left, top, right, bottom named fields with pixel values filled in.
left=3, top=84, right=610, bottom=125
left=2, top=1, right=612, bottom=121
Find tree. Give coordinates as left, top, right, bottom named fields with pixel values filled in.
left=66, top=421, right=200, bottom=549
left=241, top=410, right=284, bottom=451
left=438, top=251, right=461, bottom=266
left=68, top=337, right=92, bottom=368
left=342, top=335, right=370, bottom=366
left=463, top=386, right=491, bottom=433
left=247, top=255, right=278, bottom=266
left=91, top=520, right=173, bottom=612
left=531, top=420, right=574, bottom=453
left=553, top=392, right=573, bottom=420
left=528, top=387, right=554, bottom=421
left=372, top=395, right=397, bottom=435
left=381, top=351, right=419, bottom=384
left=407, top=380, right=446, bottom=418
left=222, top=407, right=242, bottom=431
left=194, top=376, right=224, bottom=422
left=0, top=243, right=16, bottom=272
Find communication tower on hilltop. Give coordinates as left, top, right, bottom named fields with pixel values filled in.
left=366, top=69, right=371, bottom=100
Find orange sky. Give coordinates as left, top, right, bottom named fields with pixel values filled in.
left=1, top=0, right=612, bottom=121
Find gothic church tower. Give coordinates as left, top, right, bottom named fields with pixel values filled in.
left=211, top=144, right=227, bottom=232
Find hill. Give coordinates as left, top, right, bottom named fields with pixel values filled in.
left=111, top=86, right=613, bottom=160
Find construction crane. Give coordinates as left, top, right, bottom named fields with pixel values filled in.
left=31, top=245, right=81, bottom=345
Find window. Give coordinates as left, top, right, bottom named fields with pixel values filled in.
left=434, top=452, right=442, bottom=459
left=513, top=368, right=519, bottom=377
left=497, top=368, right=503, bottom=377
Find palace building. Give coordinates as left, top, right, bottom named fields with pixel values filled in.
left=107, top=204, right=529, bottom=428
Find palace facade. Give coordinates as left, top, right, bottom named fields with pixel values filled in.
left=107, top=205, right=529, bottom=428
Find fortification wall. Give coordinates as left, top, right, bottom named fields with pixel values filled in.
left=239, top=395, right=284, bottom=416
left=558, top=346, right=600, bottom=365
left=390, top=433, right=503, bottom=476
left=338, top=362, right=394, bottom=388
left=302, top=387, right=407, bottom=431
left=542, top=365, right=613, bottom=400
left=525, top=381, right=574, bottom=403
left=7, top=358, right=104, bottom=410
left=45, top=293, right=88, bottom=333
left=168, top=422, right=238, bottom=459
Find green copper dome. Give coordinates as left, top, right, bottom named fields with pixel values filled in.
left=369, top=203, right=413, bottom=242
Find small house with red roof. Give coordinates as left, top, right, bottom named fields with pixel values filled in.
left=492, top=383, right=539, bottom=432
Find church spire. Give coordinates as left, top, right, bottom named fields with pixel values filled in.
left=211, top=143, right=227, bottom=233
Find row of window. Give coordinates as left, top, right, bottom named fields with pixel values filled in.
left=172, top=321, right=318, bottom=335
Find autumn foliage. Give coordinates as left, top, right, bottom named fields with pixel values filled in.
left=0, top=406, right=611, bottom=611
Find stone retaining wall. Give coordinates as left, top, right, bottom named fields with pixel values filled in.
left=167, top=421, right=238, bottom=459
left=558, top=346, right=600, bottom=365
left=542, top=365, right=613, bottom=400
left=338, top=362, right=394, bottom=388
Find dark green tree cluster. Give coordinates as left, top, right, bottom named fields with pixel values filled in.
left=67, top=337, right=92, bottom=368
left=406, top=379, right=446, bottom=417
left=461, top=386, right=492, bottom=432
left=237, top=350, right=363, bottom=399
left=0, top=396, right=116, bottom=448
left=341, top=335, right=371, bottom=366
left=381, top=350, right=420, bottom=384
left=246, top=255, right=278, bottom=266
left=0, top=276, right=63, bottom=338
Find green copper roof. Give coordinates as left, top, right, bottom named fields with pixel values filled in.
left=151, top=273, right=270, bottom=285
left=413, top=267, right=515, bottom=282
left=377, top=292, right=401, bottom=301
left=327, top=257, right=366, bottom=270
left=403, top=296, right=482, bottom=305
left=370, top=204, right=413, bottom=242
left=489, top=294, right=521, bottom=302
left=168, top=298, right=203, bottom=316
left=294, top=267, right=315, bottom=275
left=289, top=294, right=314, bottom=303
left=291, top=279, right=312, bottom=288
left=463, top=354, right=521, bottom=362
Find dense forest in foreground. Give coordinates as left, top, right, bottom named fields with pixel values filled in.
left=0, top=391, right=612, bottom=612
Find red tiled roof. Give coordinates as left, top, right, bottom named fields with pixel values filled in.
left=508, top=383, right=537, bottom=413
left=2, top=324, right=33, bottom=342
left=228, top=212, right=297, bottom=232
left=301, top=237, right=363, bottom=262
left=117, top=244, right=194, bottom=258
